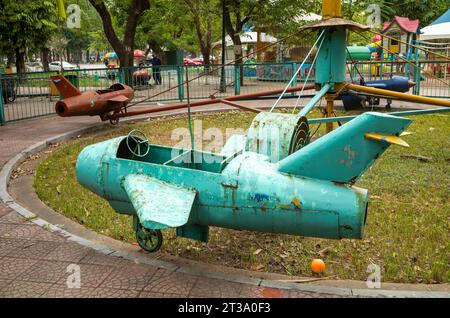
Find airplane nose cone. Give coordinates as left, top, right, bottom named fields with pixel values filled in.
left=75, top=144, right=105, bottom=197
left=408, top=80, right=416, bottom=88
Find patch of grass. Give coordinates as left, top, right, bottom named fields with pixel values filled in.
left=34, top=110, right=450, bottom=283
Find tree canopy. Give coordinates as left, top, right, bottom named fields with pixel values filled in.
left=0, top=0, right=57, bottom=72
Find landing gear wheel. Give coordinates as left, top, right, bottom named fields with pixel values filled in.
left=109, top=118, right=119, bottom=125
left=6, top=93, right=16, bottom=103
left=134, top=216, right=163, bottom=253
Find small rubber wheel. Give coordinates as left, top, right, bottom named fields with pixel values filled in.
left=7, top=93, right=16, bottom=103
left=135, top=220, right=163, bottom=253
left=109, top=118, right=119, bottom=125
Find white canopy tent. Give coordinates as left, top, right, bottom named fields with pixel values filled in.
left=421, top=22, right=450, bottom=41
left=213, top=32, right=277, bottom=47
left=421, top=9, right=450, bottom=41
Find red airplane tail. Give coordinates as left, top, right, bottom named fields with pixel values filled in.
left=50, top=75, right=81, bottom=98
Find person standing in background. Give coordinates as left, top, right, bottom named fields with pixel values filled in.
left=150, top=54, right=162, bottom=85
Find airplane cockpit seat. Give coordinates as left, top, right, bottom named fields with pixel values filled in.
left=110, top=83, right=126, bottom=91
left=96, top=89, right=113, bottom=94
left=97, top=83, right=126, bottom=95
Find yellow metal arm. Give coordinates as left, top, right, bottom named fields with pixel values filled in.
left=365, top=133, right=410, bottom=148
left=345, top=83, right=450, bottom=108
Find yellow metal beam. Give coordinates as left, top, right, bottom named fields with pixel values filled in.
left=325, top=94, right=338, bottom=133
left=346, top=83, right=450, bottom=108
left=365, top=133, right=410, bottom=148
left=322, top=0, right=342, bottom=19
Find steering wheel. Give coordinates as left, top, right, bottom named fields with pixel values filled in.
left=126, top=129, right=150, bottom=157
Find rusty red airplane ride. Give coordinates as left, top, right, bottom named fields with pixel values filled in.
left=50, top=74, right=135, bottom=124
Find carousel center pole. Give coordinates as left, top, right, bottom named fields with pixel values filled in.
left=316, top=0, right=346, bottom=133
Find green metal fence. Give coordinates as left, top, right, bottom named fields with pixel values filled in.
left=416, top=60, right=450, bottom=99
left=0, top=60, right=448, bottom=125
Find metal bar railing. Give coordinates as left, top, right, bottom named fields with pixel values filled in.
left=0, top=60, right=447, bottom=124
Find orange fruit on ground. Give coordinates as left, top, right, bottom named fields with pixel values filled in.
left=311, top=259, right=326, bottom=273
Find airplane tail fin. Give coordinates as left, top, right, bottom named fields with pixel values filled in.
left=50, top=75, right=81, bottom=98
left=277, top=112, right=412, bottom=183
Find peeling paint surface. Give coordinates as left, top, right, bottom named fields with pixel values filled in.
left=277, top=112, right=412, bottom=183
left=123, top=174, right=196, bottom=230
left=76, top=126, right=379, bottom=242
left=245, top=112, right=309, bottom=163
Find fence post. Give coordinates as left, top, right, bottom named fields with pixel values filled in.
left=0, top=77, right=5, bottom=125
left=291, top=63, right=297, bottom=96
left=234, top=64, right=241, bottom=96
left=177, top=65, right=184, bottom=102
left=413, top=49, right=421, bottom=96
left=414, top=61, right=421, bottom=96
left=379, top=59, right=383, bottom=80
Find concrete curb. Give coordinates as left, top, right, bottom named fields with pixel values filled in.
left=1, top=111, right=449, bottom=298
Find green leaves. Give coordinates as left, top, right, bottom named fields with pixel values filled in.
left=41, top=19, right=58, bottom=29
left=0, top=0, right=58, bottom=57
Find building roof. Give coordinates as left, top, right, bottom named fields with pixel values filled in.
left=383, top=16, right=420, bottom=34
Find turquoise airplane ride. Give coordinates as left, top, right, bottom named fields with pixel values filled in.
left=74, top=0, right=427, bottom=252
left=76, top=112, right=412, bottom=252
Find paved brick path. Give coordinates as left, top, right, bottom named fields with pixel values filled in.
left=0, top=108, right=351, bottom=298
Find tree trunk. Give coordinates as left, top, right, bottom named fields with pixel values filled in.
left=6, top=54, right=14, bottom=67
left=76, top=50, right=82, bottom=64
left=223, top=3, right=246, bottom=85
left=201, top=50, right=211, bottom=74
left=15, top=49, right=25, bottom=73
left=41, top=47, right=50, bottom=72
left=202, top=51, right=211, bottom=67
left=118, top=49, right=134, bottom=68
left=187, top=0, right=212, bottom=73
left=118, top=50, right=134, bottom=84
left=89, top=0, right=150, bottom=86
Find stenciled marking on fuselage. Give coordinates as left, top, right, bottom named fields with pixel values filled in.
left=252, top=193, right=270, bottom=202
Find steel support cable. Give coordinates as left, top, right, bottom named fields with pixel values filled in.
left=124, top=28, right=314, bottom=110
left=270, top=29, right=326, bottom=112
left=291, top=35, right=326, bottom=114
left=370, top=30, right=450, bottom=61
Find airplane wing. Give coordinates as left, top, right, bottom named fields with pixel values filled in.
left=123, top=174, right=196, bottom=230
left=108, top=95, right=129, bottom=104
